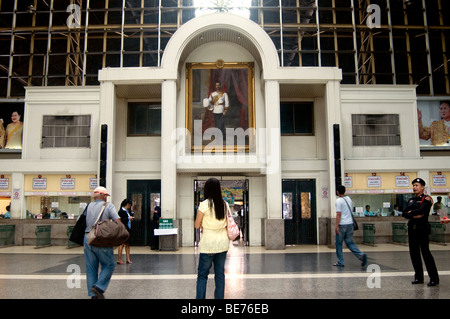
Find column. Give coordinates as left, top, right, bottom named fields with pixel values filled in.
left=264, top=80, right=284, bottom=250
left=160, top=80, right=178, bottom=250
left=325, top=80, right=341, bottom=248
left=161, top=80, right=177, bottom=219
left=10, top=173, right=24, bottom=219
left=99, top=81, right=116, bottom=196
left=325, top=80, right=341, bottom=217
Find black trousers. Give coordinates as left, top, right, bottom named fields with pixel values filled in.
left=408, top=227, right=439, bottom=282
left=213, top=113, right=226, bottom=139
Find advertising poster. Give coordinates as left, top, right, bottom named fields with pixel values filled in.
left=0, top=103, right=24, bottom=151
left=417, top=100, right=450, bottom=149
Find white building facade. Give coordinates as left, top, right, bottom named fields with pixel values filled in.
left=3, top=13, right=449, bottom=249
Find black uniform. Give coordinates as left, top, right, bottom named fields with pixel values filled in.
left=403, top=193, right=439, bottom=284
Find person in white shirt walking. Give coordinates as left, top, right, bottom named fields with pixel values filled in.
left=334, top=185, right=367, bottom=267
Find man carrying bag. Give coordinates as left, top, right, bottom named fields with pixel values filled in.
left=83, top=186, right=120, bottom=299
left=333, top=185, right=367, bottom=268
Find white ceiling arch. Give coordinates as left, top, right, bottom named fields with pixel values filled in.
left=160, top=12, right=280, bottom=79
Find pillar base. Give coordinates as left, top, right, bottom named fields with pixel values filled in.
left=158, top=219, right=181, bottom=251
left=159, top=234, right=177, bottom=251
left=264, top=219, right=285, bottom=250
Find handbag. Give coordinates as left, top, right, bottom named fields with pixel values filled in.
left=343, top=197, right=359, bottom=231
left=352, top=214, right=359, bottom=231
left=69, top=203, right=89, bottom=246
left=87, top=202, right=130, bottom=247
left=225, top=201, right=240, bottom=241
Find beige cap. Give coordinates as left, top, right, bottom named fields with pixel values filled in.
left=93, top=186, right=110, bottom=196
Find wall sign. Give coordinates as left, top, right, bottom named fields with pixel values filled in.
left=367, top=176, right=381, bottom=187
left=61, top=178, right=75, bottom=189
left=90, top=178, right=98, bottom=189
left=395, top=175, right=410, bottom=187
left=344, top=176, right=353, bottom=188
left=432, top=174, right=447, bottom=186
left=32, top=178, right=47, bottom=189
left=0, top=178, right=9, bottom=189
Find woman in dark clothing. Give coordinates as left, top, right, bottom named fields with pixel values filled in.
left=117, top=199, right=133, bottom=264
left=151, top=205, right=161, bottom=250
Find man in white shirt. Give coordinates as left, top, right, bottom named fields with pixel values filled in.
left=207, top=82, right=229, bottom=140
left=334, top=185, right=367, bottom=267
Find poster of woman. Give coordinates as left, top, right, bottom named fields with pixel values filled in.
left=417, top=100, right=450, bottom=148
left=0, top=105, right=24, bottom=150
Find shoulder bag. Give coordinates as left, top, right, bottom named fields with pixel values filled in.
left=343, top=197, right=359, bottom=231
left=225, top=201, right=240, bottom=241
left=69, top=203, right=89, bottom=246
left=87, top=202, right=130, bottom=247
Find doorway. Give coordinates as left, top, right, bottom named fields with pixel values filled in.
left=194, top=179, right=249, bottom=246
left=282, top=179, right=317, bottom=244
left=127, top=180, right=161, bottom=246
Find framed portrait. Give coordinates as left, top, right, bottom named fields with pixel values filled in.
left=186, top=61, right=255, bottom=153
left=0, top=103, right=24, bottom=151
left=417, top=100, right=450, bottom=149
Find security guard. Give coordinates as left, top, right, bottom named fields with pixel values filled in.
left=402, top=178, right=439, bottom=286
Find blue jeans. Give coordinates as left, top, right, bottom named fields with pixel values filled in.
left=196, top=251, right=227, bottom=299
left=335, top=224, right=364, bottom=266
left=83, top=234, right=115, bottom=297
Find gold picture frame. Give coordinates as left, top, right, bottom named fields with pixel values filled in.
left=186, top=61, right=255, bottom=153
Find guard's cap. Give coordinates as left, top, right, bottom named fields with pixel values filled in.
left=93, top=186, right=110, bottom=196
left=412, top=178, right=426, bottom=186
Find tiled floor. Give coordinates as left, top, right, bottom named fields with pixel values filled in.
left=0, top=242, right=449, bottom=299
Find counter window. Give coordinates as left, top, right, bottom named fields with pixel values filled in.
left=350, top=193, right=410, bottom=217
left=26, top=195, right=93, bottom=219
left=350, top=193, right=449, bottom=217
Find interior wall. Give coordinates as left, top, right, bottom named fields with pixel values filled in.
left=115, top=97, right=162, bottom=161
left=340, top=85, right=419, bottom=159
left=23, top=87, right=100, bottom=161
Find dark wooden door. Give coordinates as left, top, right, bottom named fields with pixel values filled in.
left=127, top=180, right=161, bottom=246
left=283, top=179, right=316, bottom=244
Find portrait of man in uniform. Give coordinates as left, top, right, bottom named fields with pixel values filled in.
left=204, top=81, right=229, bottom=139
left=186, top=61, right=255, bottom=153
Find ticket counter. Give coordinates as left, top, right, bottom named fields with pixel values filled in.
left=0, top=174, right=12, bottom=218
left=24, top=174, right=97, bottom=219
left=344, top=172, right=450, bottom=218
left=331, top=172, right=450, bottom=246
left=429, top=171, right=450, bottom=218
left=344, top=172, right=415, bottom=218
